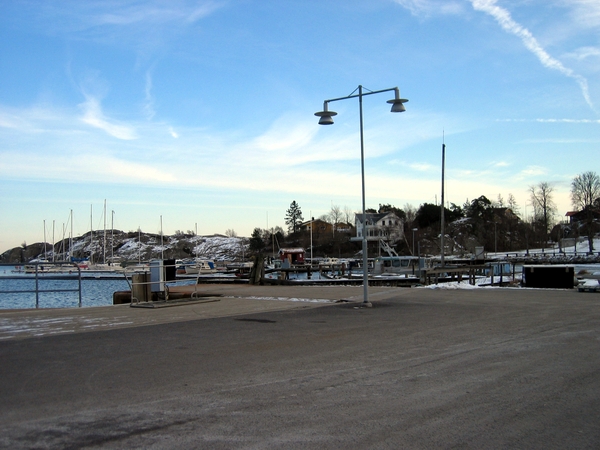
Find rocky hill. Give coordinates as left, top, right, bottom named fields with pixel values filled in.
left=0, top=231, right=249, bottom=264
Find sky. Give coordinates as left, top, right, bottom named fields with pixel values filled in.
left=1, top=0, right=599, bottom=251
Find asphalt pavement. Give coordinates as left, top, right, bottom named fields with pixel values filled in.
left=0, top=285, right=599, bottom=449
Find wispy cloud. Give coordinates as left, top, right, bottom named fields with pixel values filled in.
left=564, top=46, right=600, bottom=61
left=409, top=162, right=436, bottom=172
left=0, top=110, right=27, bottom=129
left=37, top=0, right=224, bottom=30
left=79, top=95, right=138, bottom=140
left=471, top=0, right=595, bottom=111
left=392, top=0, right=464, bottom=17
left=520, top=138, right=600, bottom=144
left=253, top=117, right=316, bottom=153
left=0, top=151, right=175, bottom=184
left=0, top=104, right=83, bottom=134
left=516, top=165, right=548, bottom=178
left=497, top=118, right=600, bottom=124
left=29, top=0, right=225, bottom=55
left=91, top=1, right=222, bottom=26
left=143, top=71, right=156, bottom=120
left=567, top=0, right=600, bottom=29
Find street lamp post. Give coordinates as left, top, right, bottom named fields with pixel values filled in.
left=315, top=85, right=408, bottom=306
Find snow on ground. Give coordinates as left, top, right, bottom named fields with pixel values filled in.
left=485, top=237, right=600, bottom=259
left=417, top=274, right=516, bottom=290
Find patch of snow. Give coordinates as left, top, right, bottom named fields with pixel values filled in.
left=243, top=296, right=333, bottom=303
left=419, top=282, right=485, bottom=290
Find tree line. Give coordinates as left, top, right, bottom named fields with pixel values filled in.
left=248, top=171, right=600, bottom=257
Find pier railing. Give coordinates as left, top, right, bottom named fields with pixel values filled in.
left=0, top=262, right=83, bottom=308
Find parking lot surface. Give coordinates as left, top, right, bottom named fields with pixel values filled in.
left=1, top=285, right=598, bottom=448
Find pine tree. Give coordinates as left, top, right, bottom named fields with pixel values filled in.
left=249, top=228, right=265, bottom=254
left=285, top=201, right=304, bottom=233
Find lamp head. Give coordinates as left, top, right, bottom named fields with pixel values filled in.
left=389, top=100, right=407, bottom=112
left=315, top=102, right=337, bottom=125
left=317, top=114, right=335, bottom=125
left=387, top=88, right=408, bottom=112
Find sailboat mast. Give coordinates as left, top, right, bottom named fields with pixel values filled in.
left=90, top=204, right=93, bottom=265
left=43, top=219, right=47, bottom=261
left=160, top=215, right=164, bottom=260
left=111, top=210, right=114, bottom=264
left=103, top=199, right=107, bottom=265
left=70, top=209, right=73, bottom=261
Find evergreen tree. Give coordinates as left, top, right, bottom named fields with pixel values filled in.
left=249, top=228, right=265, bottom=254
left=285, top=201, right=304, bottom=233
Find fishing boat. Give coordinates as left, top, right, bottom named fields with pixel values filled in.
left=372, top=256, right=425, bottom=276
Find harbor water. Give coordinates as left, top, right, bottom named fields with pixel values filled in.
left=0, top=266, right=130, bottom=309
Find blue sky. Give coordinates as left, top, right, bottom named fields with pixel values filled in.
left=1, top=0, right=599, bottom=251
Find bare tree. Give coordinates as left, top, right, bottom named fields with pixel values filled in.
left=327, top=204, right=343, bottom=234
left=225, top=229, right=237, bottom=237
left=342, top=206, right=354, bottom=225
left=571, top=171, right=600, bottom=253
left=529, top=182, right=556, bottom=242
left=496, top=194, right=505, bottom=208
left=507, top=193, right=519, bottom=214
left=403, top=203, right=417, bottom=227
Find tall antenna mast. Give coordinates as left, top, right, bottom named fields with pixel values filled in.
left=440, top=131, right=446, bottom=267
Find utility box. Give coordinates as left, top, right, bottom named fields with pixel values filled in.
left=522, top=265, right=574, bottom=289
left=150, top=259, right=176, bottom=292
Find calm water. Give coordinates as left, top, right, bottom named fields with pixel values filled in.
left=0, top=267, right=130, bottom=309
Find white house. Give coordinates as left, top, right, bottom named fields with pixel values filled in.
left=354, top=212, right=404, bottom=243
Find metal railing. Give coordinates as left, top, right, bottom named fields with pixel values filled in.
left=0, top=262, right=83, bottom=308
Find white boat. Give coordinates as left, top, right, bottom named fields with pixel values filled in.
left=184, top=259, right=217, bottom=275
left=373, top=256, right=422, bottom=276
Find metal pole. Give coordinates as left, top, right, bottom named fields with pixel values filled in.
left=111, top=210, right=114, bottom=263
left=70, top=209, right=73, bottom=261
left=412, top=228, right=417, bottom=256
left=77, top=267, right=82, bottom=307
left=138, top=227, right=141, bottom=264
left=43, top=220, right=47, bottom=261
left=440, top=142, right=445, bottom=267
left=417, top=240, right=421, bottom=282
left=494, top=222, right=497, bottom=254
left=35, top=263, right=39, bottom=308
left=90, top=205, right=93, bottom=265
left=310, top=216, right=313, bottom=264
left=359, top=86, right=370, bottom=306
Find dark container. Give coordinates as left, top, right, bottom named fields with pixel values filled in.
left=522, top=265, right=574, bottom=289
